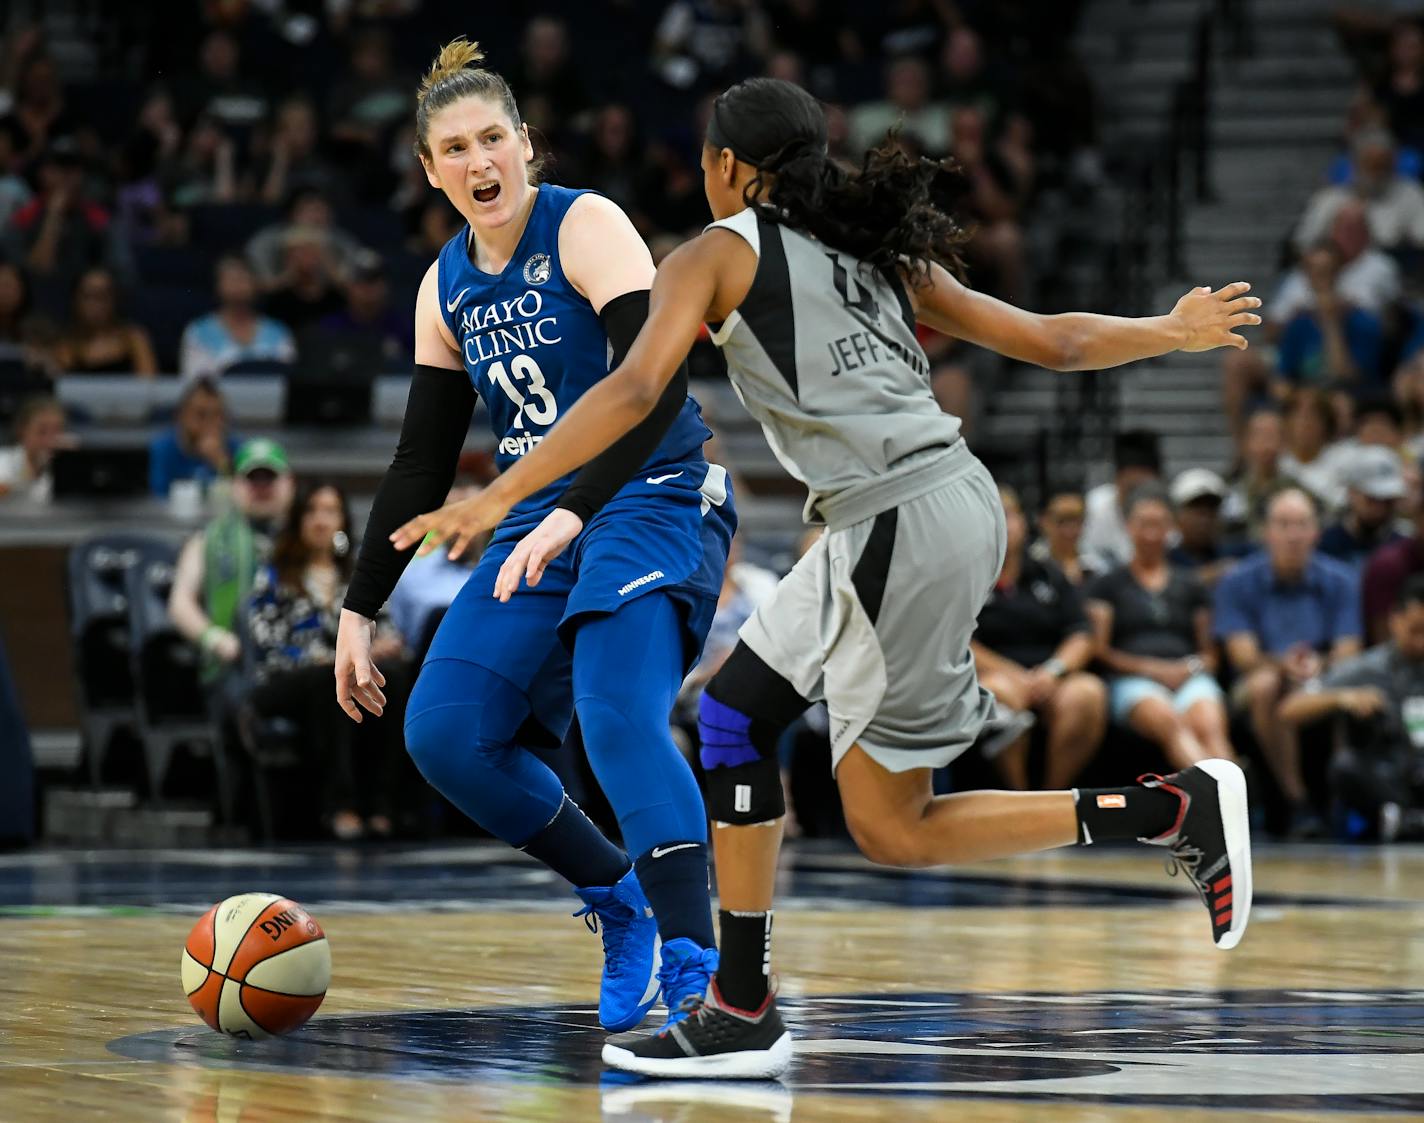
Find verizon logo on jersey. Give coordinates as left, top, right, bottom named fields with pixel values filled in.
left=618, top=570, right=665, bottom=596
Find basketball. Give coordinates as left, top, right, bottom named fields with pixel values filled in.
left=180, top=893, right=331, bottom=1039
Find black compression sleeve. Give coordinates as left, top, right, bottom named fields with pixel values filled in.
left=555, top=289, right=690, bottom=524
left=342, top=364, right=476, bottom=618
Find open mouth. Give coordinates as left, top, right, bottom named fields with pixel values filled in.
left=472, top=180, right=501, bottom=205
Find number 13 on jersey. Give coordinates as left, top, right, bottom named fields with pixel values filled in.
left=486, top=355, right=558, bottom=430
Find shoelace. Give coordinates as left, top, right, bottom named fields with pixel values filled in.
left=1163, top=838, right=1208, bottom=903
left=572, top=902, right=627, bottom=973
left=657, top=954, right=715, bottom=1023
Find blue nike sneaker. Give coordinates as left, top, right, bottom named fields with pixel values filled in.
left=654, top=938, right=720, bottom=1029
left=573, top=869, right=660, bottom=1032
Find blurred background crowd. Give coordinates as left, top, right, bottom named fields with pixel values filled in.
left=2, top=0, right=1424, bottom=852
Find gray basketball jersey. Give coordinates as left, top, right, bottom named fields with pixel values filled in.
left=707, top=207, right=962, bottom=526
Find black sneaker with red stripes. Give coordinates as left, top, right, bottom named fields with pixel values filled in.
left=1140, top=758, right=1252, bottom=949
left=601, top=981, right=792, bottom=1079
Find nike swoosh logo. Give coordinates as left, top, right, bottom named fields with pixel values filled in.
left=645, top=471, right=684, bottom=485
left=648, top=842, right=699, bottom=859
left=445, top=287, right=470, bottom=313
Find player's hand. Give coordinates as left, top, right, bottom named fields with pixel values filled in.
left=494, top=509, right=584, bottom=603
left=391, top=487, right=513, bottom=561
left=335, top=608, right=386, bottom=723
left=1170, top=282, right=1262, bottom=352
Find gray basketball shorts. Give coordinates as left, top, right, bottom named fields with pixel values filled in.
left=739, top=454, right=1007, bottom=774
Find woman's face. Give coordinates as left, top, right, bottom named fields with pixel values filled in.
left=1127, top=499, right=1173, bottom=558
left=1288, top=399, right=1328, bottom=448
left=1040, top=495, right=1084, bottom=554
left=300, top=487, right=346, bottom=555
left=422, top=96, right=534, bottom=237
left=75, top=270, right=117, bottom=327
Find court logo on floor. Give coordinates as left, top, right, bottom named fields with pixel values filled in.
left=110, top=988, right=1424, bottom=1112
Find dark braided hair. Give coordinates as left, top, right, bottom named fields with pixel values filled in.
left=707, top=78, right=969, bottom=285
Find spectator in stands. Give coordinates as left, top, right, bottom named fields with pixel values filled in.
left=1372, top=19, right=1424, bottom=155
left=326, top=29, right=410, bottom=163
left=1281, top=388, right=1347, bottom=510
left=168, top=437, right=294, bottom=695
left=766, top=0, right=863, bottom=89
left=1278, top=202, right=1401, bottom=324
left=1030, top=487, right=1099, bottom=585
left=174, top=29, right=271, bottom=140
left=1319, top=443, right=1409, bottom=570
left=3, top=139, right=132, bottom=317
left=1222, top=201, right=1398, bottom=441
left=0, top=118, right=34, bottom=226
left=246, top=188, right=364, bottom=287
left=254, top=95, right=343, bottom=207
left=51, top=267, right=157, bottom=376
left=579, top=104, right=647, bottom=222
left=1295, top=128, right=1424, bottom=253
left=510, top=16, right=590, bottom=137
left=166, top=113, right=238, bottom=208
left=850, top=56, right=951, bottom=155
left=0, top=261, right=55, bottom=376
left=7, top=48, right=73, bottom=166
left=920, top=327, right=988, bottom=440
left=1086, top=486, right=1234, bottom=770
left=148, top=377, right=239, bottom=498
left=1279, top=573, right=1424, bottom=842
left=1216, top=487, right=1363, bottom=837
left=867, top=0, right=951, bottom=61
left=1081, top=429, right=1162, bottom=570
left=1222, top=405, right=1296, bottom=543
left=1168, top=468, right=1246, bottom=587
left=973, top=485, right=1107, bottom=789
left=245, top=479, right=407, bottom=840
left=179, top=255, right=297, bottom=379
left=940, top=27, right=1004, bottom=120
left=949, top=104, right=1031, bottom=304
left=311, top=250, right=411, bottom=367
left=1274, top=243, right=1387, bottom=401
left=0, top=394, right=66, bottom=502
left=652, top=0, right=771, bottom=95
left=262, top=228, right=346, bottom=334
left=1362, top=502, right=1424, bottom=644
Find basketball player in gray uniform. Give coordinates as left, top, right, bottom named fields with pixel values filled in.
left=394, top=78, right=1263, bottom=1079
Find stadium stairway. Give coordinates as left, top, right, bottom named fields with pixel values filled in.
left=979, top=0, right=1354, bottom=485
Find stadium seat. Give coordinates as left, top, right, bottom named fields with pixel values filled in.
left=124, top=543, right=235, bottom=823
left=65, top=534, right=160, bottom=787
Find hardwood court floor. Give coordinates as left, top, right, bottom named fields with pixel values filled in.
left=0, top=842, right=1421, bottom=1122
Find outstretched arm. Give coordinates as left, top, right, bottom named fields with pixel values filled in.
left=908, top=263, right=1262, bottom=372
left=390, top=235, right=723, bottom=557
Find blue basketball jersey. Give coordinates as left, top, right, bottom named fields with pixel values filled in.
left=437, top=184, right=713, bottom=533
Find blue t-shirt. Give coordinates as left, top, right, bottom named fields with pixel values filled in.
left=1277, top=308, right=1385, bottom=388
left=1213, top=551, right=1361, bottom=653
left=148, top=429, right=241, bottom=497
left=436, top=183, right=712, bottom=534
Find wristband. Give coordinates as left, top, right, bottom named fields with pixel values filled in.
left=1184, top=655, right=1205, bottom=677
left=1042, top=657, right=1068, bottom=679
left=200, top=625, right=223, bottom=652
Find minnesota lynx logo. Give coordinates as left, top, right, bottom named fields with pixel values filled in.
left=523, top=253, right=552, bottom=285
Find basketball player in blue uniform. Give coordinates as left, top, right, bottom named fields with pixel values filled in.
left=395, top=78, right=1263, bottom=1078
left=334, top=40, right=734, bottom=1034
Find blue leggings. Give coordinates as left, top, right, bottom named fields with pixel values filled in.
left=404, top=593, right=706, bottom=857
